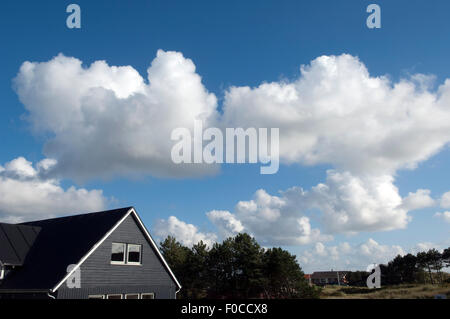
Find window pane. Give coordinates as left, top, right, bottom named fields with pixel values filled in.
left=125, top=294, right=139, bottom=299
left=127, top=244, right=141, bottom=263
left=141, top=293, right=155, bottom=299
left=88, top=295, right=104, bottom=299
left=111, top=243, right=125, bottom=262
left=107, top=294, right=122, bottom=299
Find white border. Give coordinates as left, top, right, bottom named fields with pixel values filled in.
left=52, top=208, right=182, bottom=292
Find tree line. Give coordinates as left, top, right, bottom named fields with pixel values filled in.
left=160, top=233, right=450, bottom=298
left=346, top=247, right=450, bottom=286
left=160, top=233, right=321, bottom=299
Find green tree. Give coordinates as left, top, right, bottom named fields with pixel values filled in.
left=263, top=247, right=320, bottom=298
left=346, top=271, right=370, bottom=287
left=401, top=253, right=420, bottom=283
left=161, top=234, right=321, bottom=299
left=384, top=254, right=420, bottom=285
left=428, top=249, right=443, bottom=284
left=159, top=236, right=191, bottom=298
left=207, top=233, right=265, bottom=298
left=417, top=249, right=443, bottom=284
left=442, top=247, right=450, bottom=268
left=185, top=241, right=210, bottom=298
left=230, top=233, right=265, bottom=298
left=207, top=239, right=235, bottom=297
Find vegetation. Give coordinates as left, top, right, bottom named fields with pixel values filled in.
left=160, top=233, right=321, bottom=299
left=321, top=283, right=450, bottom=299
left=160, top=233, right=449, bottom=299
left=345, top=247, right=450, bottom=287
left=326, top=247, right=450, bottom=299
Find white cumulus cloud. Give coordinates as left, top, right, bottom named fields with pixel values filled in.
left=222, top=54, right=450, bottom=176
left=153, top=216, right=217, bottom=248
left=207, top=170, right=415, bottom=239
left=13, top=51, right=450, bottom=237
left=440, top=191, right=450, bottom=209
left=15, top=52, right=450, bottom=180
left=298, top=239, right=405, bottom=272
left=306, top=171, right=409, bottom=233
left=206, top=210, right=244, bottom=238
left=207, top=188, right=332, bottom=245
left=0, top=157, right=107, bottom=223
left=14, top=51, right=219, bottom=181
left=401, top=189, right=435, bottom=211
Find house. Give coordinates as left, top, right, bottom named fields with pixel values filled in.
left=0, top=207, right=181, bottom=299
left=310, top=271, right=349, bottom=286
left=304, top=274, right=312, bottom=285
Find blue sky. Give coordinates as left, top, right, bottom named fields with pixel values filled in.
left=1, top=0, right=449, bottom=272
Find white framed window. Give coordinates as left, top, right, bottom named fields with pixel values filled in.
left=111, top=243, right=126, bottom=264
left=107, top=294, right=123, bottom=299
left=88, top=295, right=105, bottom=299
left=141, top=293, right=155, bottom=299
left=125, top=293, right=140, bottom=299
left=127, top=244, right=142, bottom=265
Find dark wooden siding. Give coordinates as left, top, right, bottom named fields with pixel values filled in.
left=57, top=214, right=177, bottom=299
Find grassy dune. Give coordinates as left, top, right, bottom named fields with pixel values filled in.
left=320, top=283, right=450, bottom=299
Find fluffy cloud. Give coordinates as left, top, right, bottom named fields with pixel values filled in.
left=440, top=191, right=450, bottom=209
left=15, top=51, right=219, bottom=181
left=155, top=171, right=440, bottom=246
left=222, top=54, right=450, bottom=176
left=0, top=157, right=107, bottom=223
left=298, top=239, right=450, bottom=273
left=207, top=188, right=332, bottom=245
left=298, top=239, right=405, bottom=272
left=307, top=171, right=409, bottom=233
left=401, top=189, right=435, bottom=211
left=411, top=242, right=438, bottom=254
left=207, top=170, right=417, bottom=238
left=14, top=51, right=450, bottom=237
left=434, top=211, right=450, bottom=223
left=16, top=52, right=450, bottom=180
left=206, top=210, right=244, bottom=238
left=215, top=54, right=450, bottom=236
left=153, top=216, right=217, bottom=248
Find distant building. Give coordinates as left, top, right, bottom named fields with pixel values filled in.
left=310, top=271, right=349, bottom=286
left=0, top=207, right=181, bottom=299
left=304, top=274, right=312, bottom=285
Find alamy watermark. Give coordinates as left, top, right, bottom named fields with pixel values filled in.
left=366, top=4, right=381, bottom=29
left=66, top=4, right=81, bottom=29
left=171, top=121, right=280, bottom=175
left=64, top=4, right=380, bottom=30
left=66, top=264, right=81, bottom=289
left=366, top=263, right=381, bottom=289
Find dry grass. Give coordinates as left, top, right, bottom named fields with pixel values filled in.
left=320, top=283, right=450, bottom=299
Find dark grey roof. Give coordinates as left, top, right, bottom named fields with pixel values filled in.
left=0, top=223, right=41, bottom=266
left=0, top=207, right=132, bottom=291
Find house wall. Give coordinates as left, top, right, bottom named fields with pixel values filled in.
left=57, top=214, right=177, bottom=299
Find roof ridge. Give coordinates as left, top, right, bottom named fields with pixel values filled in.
left=19, top=207, right=134, bottom=225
